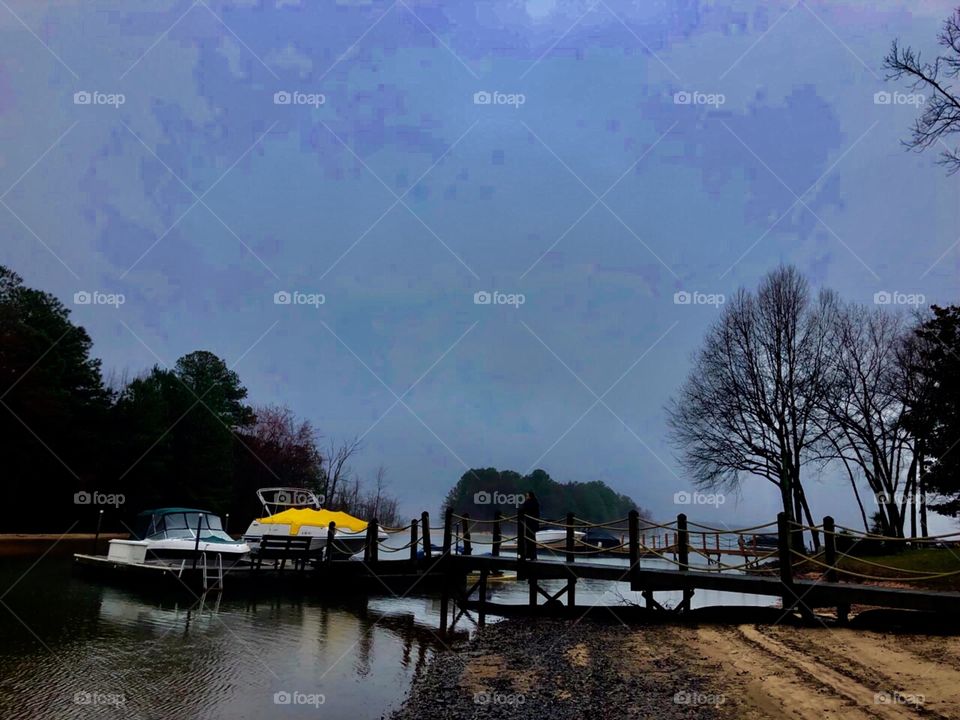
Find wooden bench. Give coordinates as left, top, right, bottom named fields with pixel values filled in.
left=254, top=535, right=314, bottom=572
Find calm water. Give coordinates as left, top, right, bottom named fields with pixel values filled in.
left=0, top=542, right=774, bottom=719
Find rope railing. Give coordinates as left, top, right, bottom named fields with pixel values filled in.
left=832, top=525, right=960, bottom=543
left=685, top=519, right=779, bottom=534
left=352, top=511, right=960, bottom=601
left=790, top=548, right=960, bottom=582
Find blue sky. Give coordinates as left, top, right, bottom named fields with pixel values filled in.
left=2, top=1, right=958, bottom=528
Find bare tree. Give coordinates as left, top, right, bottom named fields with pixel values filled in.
left=320, top=436, right=362, bottom=505
left=884, top=9, right=960, bottom=173
left=667, top=266, right=837, bottom=548
left=817, top=306, right=914, bottom=536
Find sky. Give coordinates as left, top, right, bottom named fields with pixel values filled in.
left=1, top=0, right=958, bottom=530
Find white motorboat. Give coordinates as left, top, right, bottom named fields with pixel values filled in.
left=242, top=487, right=387, bottom=558
left=535, top=528, right=585, bottom=545
left=106, top=508, right=249, bottom=566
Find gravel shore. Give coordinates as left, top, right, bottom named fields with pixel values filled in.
left=392, top=615, right=960, bottom=720
left=391, top=617, right=724, bottom=720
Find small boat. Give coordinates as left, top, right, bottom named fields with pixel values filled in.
left=535, top=527, right=585, bottom=545
left=242, top=487, right=387, bottom=558
left=106, top=508, right=249, bottom=566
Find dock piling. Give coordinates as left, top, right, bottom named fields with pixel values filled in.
left=409, top=519, right=418, bottom=562
left=462, top=513, right=472, bottom=556
left=421, top=512, right=432, bottom=560
left=325, top=522, right=336, bottom=564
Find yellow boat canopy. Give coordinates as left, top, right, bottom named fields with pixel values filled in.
left=257, top=508, right=369, bottom=535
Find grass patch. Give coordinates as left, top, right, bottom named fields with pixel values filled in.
left=797, top=548, right=960, bottom=591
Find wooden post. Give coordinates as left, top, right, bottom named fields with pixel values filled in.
left=628, top=510, right=639, bottom=589
left=492, top=511, right=502, bottom=557
left=677, top=514, right=689, bottom=571
left=224, top=513, right=230, bottom=534
left=192, top=513, right=203, bottom=570
left=777, top=512, right=794, bottom=611
left=823, top=515, right=848, bottom=624
left=363, top=522, right=373, bottom=562
left=565, top=512, right=576, bottom=564
left=442, top=508, right=453, bottom=556
left=517, top=509, right=527, bottom=561
left=325, top=521, right=336, bottom=564
left=421, top=511, right=432, bottom=560
left=369, top=519, right=379, bottom=562
left=823, top=516, right=837, bottom=583
left=677, top=513, right=693, bottom=611
left=462, top=513, right=472, bottom=556
left=409, top=519, right=418, bottom=562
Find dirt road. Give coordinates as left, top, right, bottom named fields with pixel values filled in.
left=689, top=623, right=960, bottom=719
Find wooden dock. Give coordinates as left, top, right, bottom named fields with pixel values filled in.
left=73, top=510, right=960, bottom=633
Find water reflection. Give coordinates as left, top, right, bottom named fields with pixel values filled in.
left=0, top=558, right=450, bottom=720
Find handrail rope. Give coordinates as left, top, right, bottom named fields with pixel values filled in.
left=685, top=520, right=779, bottom=534
left=377, top=540, right=418, bottom=553
left=579, top=517, right=679, bottom=531
left=450, top=513, right=518, bottom=524
left=688, top=547, right=779, bottom=571
left=789, top=548, right=960, bottom=580
left=832, top=524, right=960, bottom=542
left=377, top=525, right=412, bottom=534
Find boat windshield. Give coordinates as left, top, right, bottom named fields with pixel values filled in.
left=146, top=512, right=231, bottom=541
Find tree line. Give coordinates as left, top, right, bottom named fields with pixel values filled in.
left=668, top=266, right=960, bottom=547
left=0, top=265, right=400, bottom=532
left=442, top=467, right=648, bottom=523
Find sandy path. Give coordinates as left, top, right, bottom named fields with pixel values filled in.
left=692, top=624, right=960, bottom=719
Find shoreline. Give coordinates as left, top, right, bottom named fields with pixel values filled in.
left=391, top=615, right=960, bottom=719
left=0, top=533, right=127, bottom=558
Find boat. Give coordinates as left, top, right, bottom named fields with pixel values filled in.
left=535, top=527, right=585, bottom=545
left=242, top=487, right=387, bottom=558
left=106, top=508, right=250, bottom=566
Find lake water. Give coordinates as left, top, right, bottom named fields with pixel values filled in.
left=0, top=542, right=775, bottom=719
